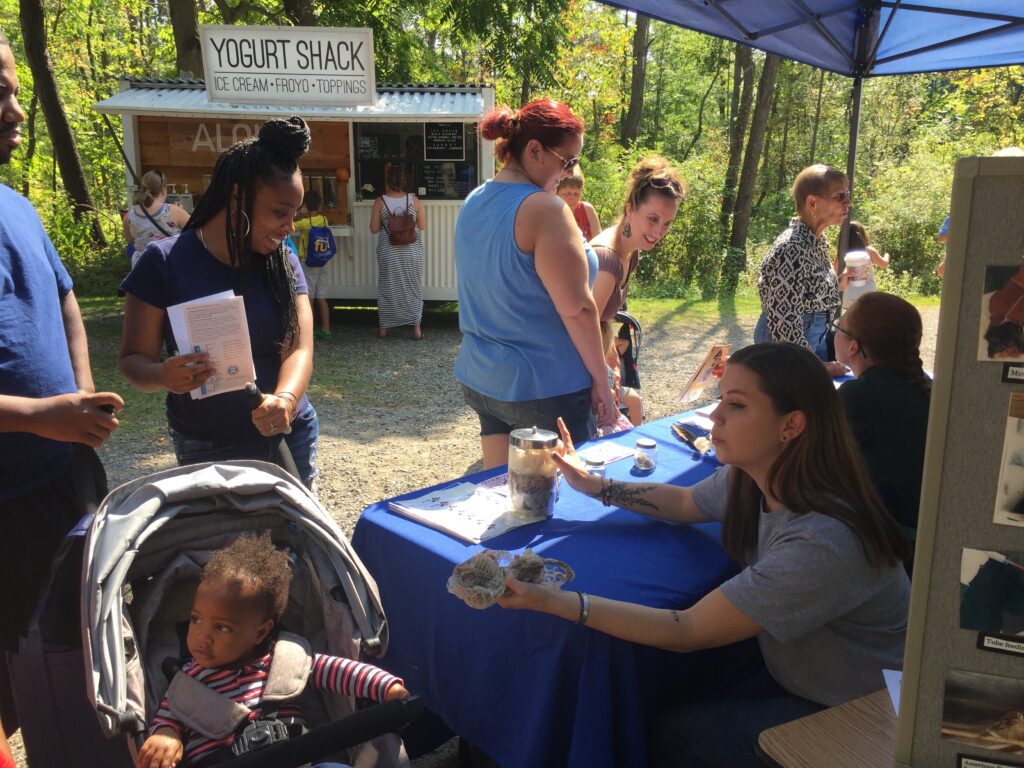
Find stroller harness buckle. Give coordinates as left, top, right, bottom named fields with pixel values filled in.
left=230, top=719, right=290, bottom=755
left=165, top=632, right=312, bottom=739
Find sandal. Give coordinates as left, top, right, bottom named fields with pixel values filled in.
left=314, top=330, right=333, bottom=340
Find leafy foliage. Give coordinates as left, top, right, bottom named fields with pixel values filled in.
left=2, top=0, right=1022, bottom=296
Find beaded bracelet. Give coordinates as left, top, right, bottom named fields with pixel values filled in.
left=599, top=478, right=614, bottom=507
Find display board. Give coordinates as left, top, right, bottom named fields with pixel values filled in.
left=424, top=122, right=465, bottom=161
left=899, top=156, right=1024, bottom=768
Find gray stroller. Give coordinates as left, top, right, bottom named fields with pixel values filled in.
left=51, top=460, right=418, bottom=767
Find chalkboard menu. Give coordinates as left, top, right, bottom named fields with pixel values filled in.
left=424, top=123, right=465, bottom=162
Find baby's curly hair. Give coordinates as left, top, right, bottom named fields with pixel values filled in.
left=202, top=532, right=292, bottom=621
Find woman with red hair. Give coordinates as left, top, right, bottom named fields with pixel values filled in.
left=454, top=99, right=615, bottom=468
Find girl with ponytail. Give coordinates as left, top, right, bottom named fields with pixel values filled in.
left=833, top=291, right=930, bottom=545
left=119, top=117, right=320, bottom=488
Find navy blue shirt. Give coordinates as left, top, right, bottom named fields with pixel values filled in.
left=121, top=231, right=308, bottom=441
left=838, top=367, right=930, bottom=534
left=0, top=183, right=78, bottom=501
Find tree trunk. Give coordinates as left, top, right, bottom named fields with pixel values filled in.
left=718, top=44, right=754, bottom=238
left=282, top=0, right=316, bottom=27
left=808, top=68, right=825, bottom=164
left=680, top=43, right=723, bottom=162
left=620, top=13, right=650, bottom=147
left=168, top=0, right=205, bottom=77
left=20, top=0, right=106, bottom=246
left=722, top=53, right=782, bottom=291
left=20, top=90, right=38, bottom=199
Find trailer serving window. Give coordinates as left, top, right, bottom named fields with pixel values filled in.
left=354, top=122, right=478, bottom=201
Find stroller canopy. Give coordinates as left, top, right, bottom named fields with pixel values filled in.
left=81, top=461, right=390, bottom=736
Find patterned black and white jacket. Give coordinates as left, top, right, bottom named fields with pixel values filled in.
left=757, top=217, right=840, bottom=348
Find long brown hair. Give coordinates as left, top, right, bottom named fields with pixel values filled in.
left=843, top=292, right=931, bottom=399
left=722, top=343, right=911, bottom=568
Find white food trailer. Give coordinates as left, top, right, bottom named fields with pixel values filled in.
left=93, top=26, right=494, bottom=302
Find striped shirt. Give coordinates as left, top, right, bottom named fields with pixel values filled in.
left=149, top=647, right=403, bottom=765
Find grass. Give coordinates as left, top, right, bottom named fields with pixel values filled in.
left=78, top=289, right=942, bottom=425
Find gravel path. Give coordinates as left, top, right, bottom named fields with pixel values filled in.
left=6, top=304, right=940, bottom=767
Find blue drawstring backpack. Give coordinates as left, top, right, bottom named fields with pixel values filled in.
left=305, top=222, right=337, bottom=268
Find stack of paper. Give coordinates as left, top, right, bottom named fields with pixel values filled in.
left=388, top=482, right=538, bottom=544
left=167, top=291, right=256, bottom=400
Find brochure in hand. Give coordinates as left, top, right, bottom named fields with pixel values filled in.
left=678, top=343, right=730, bottom=404
left=388, top=482, right=539, bottom=544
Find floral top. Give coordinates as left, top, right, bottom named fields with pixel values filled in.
left=757, top=218, right=840, bottom=348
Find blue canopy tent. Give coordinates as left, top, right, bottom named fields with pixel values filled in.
left=591, top=1, right=1024, bottom=249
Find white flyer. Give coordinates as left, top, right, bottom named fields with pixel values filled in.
left=167, top=293, right=257, bottom=400
left=388, top=482, right=537, bottom=543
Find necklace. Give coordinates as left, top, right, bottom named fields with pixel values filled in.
left=196, top=226, right=209, bottom=251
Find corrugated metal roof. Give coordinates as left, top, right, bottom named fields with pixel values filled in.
left=93, top=81, right=489, bottom=121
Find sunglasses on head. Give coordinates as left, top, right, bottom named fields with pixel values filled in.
left=645, top=176, right=684, bottom=196
left=544, top=145, right=580, bottom=173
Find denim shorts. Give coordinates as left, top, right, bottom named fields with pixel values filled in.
left=754, top=311, right=831, bottom=362
left=169, top=403, right=319, bottom=489
left=460, top=384, right=595, bottom=444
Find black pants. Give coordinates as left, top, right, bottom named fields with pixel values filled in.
left=0, top=446, right=107, bottom=735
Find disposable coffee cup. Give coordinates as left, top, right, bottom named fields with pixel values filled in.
left=844, top=250, right=870, bottom=287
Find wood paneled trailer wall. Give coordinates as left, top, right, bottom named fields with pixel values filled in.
left=136, top=116, right=350, bottom=224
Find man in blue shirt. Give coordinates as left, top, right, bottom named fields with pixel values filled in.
left=0, top=30, right=123, bottom=744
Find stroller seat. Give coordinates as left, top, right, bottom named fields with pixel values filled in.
left=72, top=460, right=419, bottom=768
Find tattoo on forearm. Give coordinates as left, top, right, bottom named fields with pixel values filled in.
left=670, top=609, right=680, bottom=623
left=606, top=482, right=660, bottom=513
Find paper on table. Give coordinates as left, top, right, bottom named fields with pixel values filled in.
left=678, top=344, right=731, bottom=404
left=578, top=440, right=635, bottom=465
left=882, top=669, right=901, bottom=715
left=181, top=296, right=257, bottom=400
left=388, top=482, right=537, bottom=543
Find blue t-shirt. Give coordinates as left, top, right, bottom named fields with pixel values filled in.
left=453, top=181, right=598, bottom=402
left=0, top=183, right=78, bottom=500
left=121, top=231, right=308, bottom=441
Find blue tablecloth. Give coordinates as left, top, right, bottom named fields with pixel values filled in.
left=352, top=414, right=747, bottom=768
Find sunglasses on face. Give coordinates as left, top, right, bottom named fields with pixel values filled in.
left=828, top=319, right=867, bottom=357
left=544, top=145, right=580, bottom=173
left=824, top=190, right=852, bottom=203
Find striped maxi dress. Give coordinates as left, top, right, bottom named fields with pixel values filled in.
left=376, top=195, right=424, bottom=328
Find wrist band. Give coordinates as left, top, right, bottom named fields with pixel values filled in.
left=274, top=390, right=298, bottom=415
left=600, top=478, right=613, bottom=507
left=575, top=591, right=590, bottom=626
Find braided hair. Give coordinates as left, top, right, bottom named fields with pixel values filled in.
left=187, top=117, right=311, bottom=348
left=844, top=292, right=931, bottom=399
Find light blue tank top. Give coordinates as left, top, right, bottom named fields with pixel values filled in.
left=454, top=181, right=598, bottom=402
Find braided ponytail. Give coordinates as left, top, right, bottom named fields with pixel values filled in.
left=188, top=116, right=311, bottom=348
left=844, top=292, right=931, bottom=400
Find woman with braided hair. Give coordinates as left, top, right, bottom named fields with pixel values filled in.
left=832, top=292, right=930, bottom=547
left=119, top=117, right=319, bottom=488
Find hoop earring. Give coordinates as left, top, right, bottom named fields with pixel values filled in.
left=240, top=210, right=251, bottom=237
left=623, top=221, right=632, bottom=239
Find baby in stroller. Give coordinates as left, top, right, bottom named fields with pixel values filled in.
left=138, top=532, right=409, bottom=768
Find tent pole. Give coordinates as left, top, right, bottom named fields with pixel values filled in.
left=838, top=75, right=863, bottom=274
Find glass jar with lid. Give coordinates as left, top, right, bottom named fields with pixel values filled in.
left=634, top=438, right=658, bottom=474
left=508, top=426, right=560, bottom=519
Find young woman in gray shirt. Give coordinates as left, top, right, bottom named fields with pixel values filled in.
left=498, top=341, right=911, bottom=768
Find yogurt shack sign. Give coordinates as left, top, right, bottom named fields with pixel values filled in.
left=200, top=25, right=376, bottom=107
